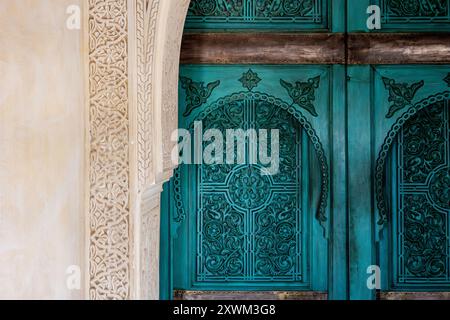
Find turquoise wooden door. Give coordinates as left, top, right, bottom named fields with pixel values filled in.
left=160, top=0, right=450, bottom=300
left=347, top=0, right=450, bottom=299
left=348, top=66, right=450, bottom=299
left=162, top=65, right=339, bottom=298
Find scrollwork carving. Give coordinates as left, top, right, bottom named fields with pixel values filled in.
left=280, top=76, right=321, bottom=117
left=239, top=69, right=261, bottom=92
left=88, top=0, right=131, bottom=300
left=192, top=92, right=329, bottom=225
left=382, top=76, right=424, bottom=118
left=180, top=77, right=221, bottom=117
left=375, top=91, right=450, bottom=226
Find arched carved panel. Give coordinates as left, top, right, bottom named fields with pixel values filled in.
left=376, top=92, right=450, bottom=287
left=189, top=92, right=328, bottom=283
left=377, top=0, right=450, bottom=30
left=376, top=91, right=450, bottom=225
left=191, top=92, right=329, bottom=225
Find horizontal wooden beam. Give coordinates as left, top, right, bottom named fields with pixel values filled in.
left=180, top=33, right=345, bottom=64
left=379, top=292, right=450, bottom=300
left=348, top=33, right=450, bottom=65
left=181, top=33, right=450, bottom=65
left=174, top=290, right=328, bottom=300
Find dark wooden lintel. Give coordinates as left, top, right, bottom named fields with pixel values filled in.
left=180, top=33, right=450, bottom=65
left=174, top=290, right=328, bottom=300
left=180, top=33, right=345, bottom=65
left=379, top=291, right=450, bottom=300
left=348, top=33, right=450, bottom=65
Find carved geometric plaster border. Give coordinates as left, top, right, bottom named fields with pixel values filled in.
left=87, top=0, right=189, bottom=300
left=88, top=0, right=131, bottom=300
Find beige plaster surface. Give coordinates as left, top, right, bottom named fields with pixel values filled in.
left=0, top=0, right=85, bottom=299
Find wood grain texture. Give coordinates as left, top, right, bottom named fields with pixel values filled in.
left=181, top=33, right=450, bottom=65
left=180, top=33, right=345, bottom=64
left=348, top=33, right=450, bottom=65
left=174, top=290, right=328, bottom=300
left=379, top=292, right=450, bottom=300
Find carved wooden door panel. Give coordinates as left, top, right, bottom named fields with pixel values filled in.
left=347, top=0, right=450, bottom=300
left=163, top=65, right=335, bottom=299
left=159, top=0, right=346, bottom=301
left=348, top=66, right=450, bottom=299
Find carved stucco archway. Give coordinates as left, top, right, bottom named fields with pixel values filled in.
left=87, top=0, right=190, bottom=299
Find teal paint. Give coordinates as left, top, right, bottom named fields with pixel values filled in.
left=347, top=65, right=376, bottom=300
left=161, top=63, right=450, bottom=299
left=347, top=0, right=370, bottom=32
left=328, top=65, right=348, bottom=300
left=375, top=84, right=450, bottom=290
left=331, top=0, right=346, bottom=32
left=390, top=102, right=450, bottom=288
left=185, top=0, right=329, bottom=31
left=164, top=65, right=332, bottom=294
left=348, top=0, right=450, bottom=32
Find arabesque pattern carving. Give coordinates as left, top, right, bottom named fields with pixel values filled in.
left=186, top=0, right=326, bottom=30
left=445, top=73, right=450, bottom=87
left=180, top=77, right=221, bottom=117
left=191, top=92, right=329, bottom=224
left=196, top=95, right=305, bottom=282
left=178, top=90, right=329, bottom=283
left=380, top=0, right=450, bottom=26
left=390, top=101, right=450, bottom=285
left=280, top=76, right=321, bottom=117
left=161, top=0, right=191, bottom=173
left=375, top=92, right=450, bottom=226
left=88, top=0, right=130, bottom=299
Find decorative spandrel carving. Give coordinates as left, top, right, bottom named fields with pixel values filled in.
left=280, top=76, right=321, bottom=117
left=180, top=77, right=221, bottom=117
left=382, top=77, right=424, bottom=118
left=239, top=69, right=261, bottom=91
left=175, top=88, right=329, bottom=283
left=196, top=96, right=305, bottom=282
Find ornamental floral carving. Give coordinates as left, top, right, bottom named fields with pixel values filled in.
left=382, top=76, right=424, bottom=118
left=280, top=76, right=321, bottom=117
left=239, top=69, right=261, bottom=91
left=180, top=77, right=221, bottom=117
